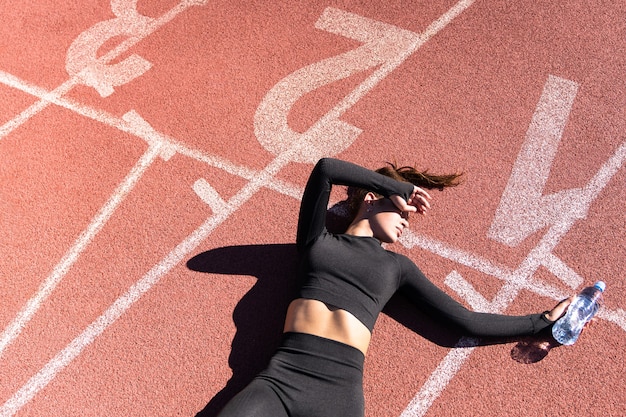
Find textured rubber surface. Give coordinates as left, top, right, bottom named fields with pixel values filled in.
left=1, top=1, right=624, bottom=416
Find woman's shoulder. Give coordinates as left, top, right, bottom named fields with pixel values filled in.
left=383, top=248, right=415, bottom=268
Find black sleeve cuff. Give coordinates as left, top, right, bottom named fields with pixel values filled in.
left=531, top=311, right=555, bottom=334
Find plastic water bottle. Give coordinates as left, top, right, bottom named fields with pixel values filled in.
left=552, top=281, right=606, bottom=345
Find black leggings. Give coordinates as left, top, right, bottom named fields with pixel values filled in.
left=217, top=332, right=366, bottom=417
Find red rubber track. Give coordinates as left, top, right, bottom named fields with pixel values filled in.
left=1, top=1, right=624, bottom=416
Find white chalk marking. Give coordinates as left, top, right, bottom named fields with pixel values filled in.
left=0, top=2, right=623, bottom=412
left=0, top=207, right=231, bottom=417
left=401, top=102, right=625, bottom=417
left=401, top=72, right=624, bottom=417
left=400, top=339, right=478, bottom=417
left=0, top=135, right=162, bottom=358
left=0, top=0, right=205, bottom=141
left=192, top=178, right=230, bottom=214
left=404, top=225, right=567, bottom=305
left=444, top=271, right=492, bottom=312
left=542, top=253, right=583, bottom=289
left=401, top=139, right=624, bottom=415
left=0, top=70, right=304, bottom=201
left=400, top=229, right=568, bottom=305
left=0, top=87, right=72, bottom=140
left=488, top=75, right=581, bottom=247
left=121, top=110, right=177, bottom=160
left=0, top=139, right=310, bottom=415
left=581, top=139, right=626, bottom=200
left=66, top=0, right=209, bottom=97
left=597, top=308, right=626, bottom=333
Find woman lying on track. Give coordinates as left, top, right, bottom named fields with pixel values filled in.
left=216, top=157, right=570, bottom=417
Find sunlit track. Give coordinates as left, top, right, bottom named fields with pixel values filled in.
left=1, top=1, right=624, bottom=416
left=399, top=77, right=626, bottom=415
left=0, top=1, right=483, bottom=413
left=0, top=143, right=304, bottom=417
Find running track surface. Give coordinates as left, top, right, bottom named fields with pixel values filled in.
left=1, top=1, right=625, bottom=416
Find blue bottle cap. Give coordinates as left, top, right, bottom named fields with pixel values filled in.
left=594, top=281, right=606, bottom=292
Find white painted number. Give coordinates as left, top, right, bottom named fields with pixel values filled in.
left=65, top=0, right=154, bottom=97
left=254, top=7, right=420, bottom=163
left=488, top=75, right=582, bottom=247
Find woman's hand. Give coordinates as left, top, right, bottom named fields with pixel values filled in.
left=545, top=297, right=574, bottom=322
left=390, top=186, right=432, bottom=215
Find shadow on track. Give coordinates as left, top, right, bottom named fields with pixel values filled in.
left=188, top=243, right=298, bottom=417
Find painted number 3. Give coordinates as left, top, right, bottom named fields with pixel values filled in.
left=65, top=0, right=154, bottom=97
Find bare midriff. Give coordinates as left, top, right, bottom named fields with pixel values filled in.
left=283, top=298, right=372, bottom=355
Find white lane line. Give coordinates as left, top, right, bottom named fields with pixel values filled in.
left=0, top=70, right=304, bottom=201
left=444, top=271, right=492, bottom=312
left=400, top=84, right=625, bottom=416
left=0, top=5, right=210, bottom=331
left=0, top=65, right=305, bottom=367
left=192, top=178, right=230, bottom=214
left=1, top=0, right=480, bottom=413
left=0, top=142, right=305, bottom=416
left=0, top=75, right=77, bottom=139
left=401, top=230, right=569, bottom=301
left=580, top=139, right=626, bottom=202
left=0, top=0, right=204, bottom=142
left=542, top=253, right=583, bottom=290
left=0, top=208, right=230, bottom=417
left=400, top=341, right=477, bottom=417
left=0, top=143, right=162, bottom=358
left=597, top=308, right=626, bottom=333
left=400, top=139, right=626, bottom=416
left=3, top=0, right=620, bottom=412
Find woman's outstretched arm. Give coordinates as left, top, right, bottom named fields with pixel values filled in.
left=396, top=255, right=565, bottom=337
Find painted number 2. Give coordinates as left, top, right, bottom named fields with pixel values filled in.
left=254, top=7, right=420, bottom=163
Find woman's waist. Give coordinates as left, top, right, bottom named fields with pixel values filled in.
left=283, top=298, right=372, bottom=355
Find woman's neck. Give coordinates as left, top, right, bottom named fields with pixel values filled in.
left=344, top=219, right=373, bottom=238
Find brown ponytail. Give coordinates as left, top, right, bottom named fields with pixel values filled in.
left=346, top=162, right=464, bottom=217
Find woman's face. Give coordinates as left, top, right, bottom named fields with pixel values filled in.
left=368, top=198, right=410, bottom=243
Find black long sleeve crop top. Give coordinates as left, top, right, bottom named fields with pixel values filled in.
left=295, top=158, right=552, bottom=335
